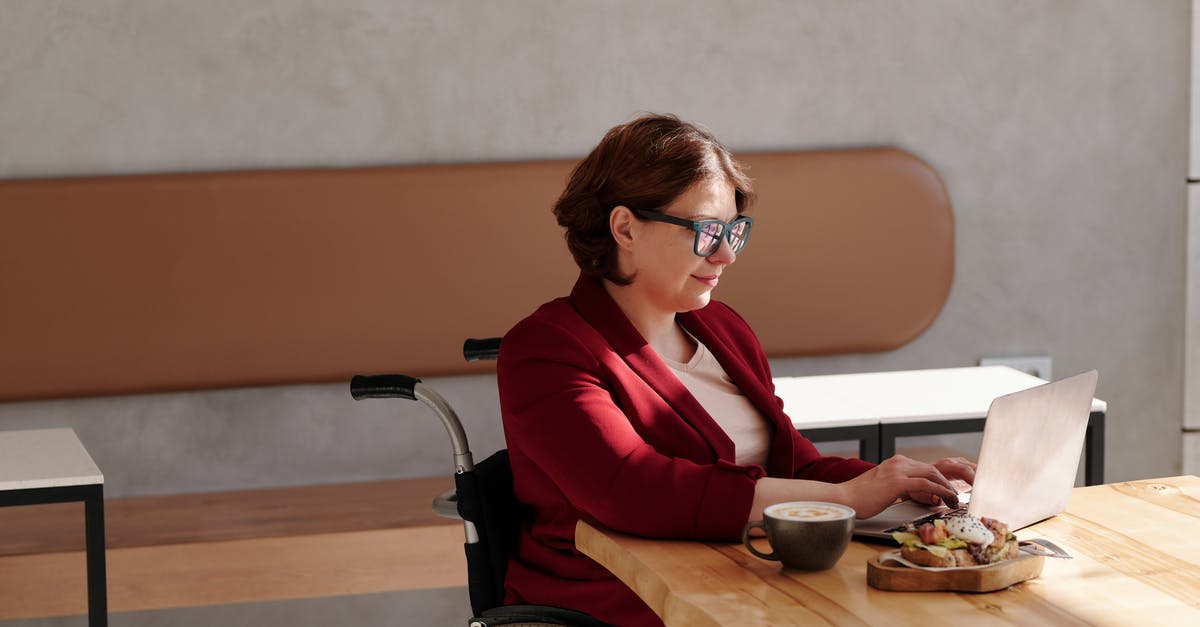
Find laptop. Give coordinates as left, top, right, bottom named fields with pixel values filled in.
left=853, top=369, right=1099, bottom=539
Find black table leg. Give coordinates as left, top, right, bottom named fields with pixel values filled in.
left=84, top=484, right=108, bottom=627
left=0, top=485, right=108, bottom=626
left=859, top=429, right=880, bottom=464
left=1085, top=411, right=1105, bottom=486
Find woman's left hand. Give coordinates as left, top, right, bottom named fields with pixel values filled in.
left=932, top=456, right=976, bottom=492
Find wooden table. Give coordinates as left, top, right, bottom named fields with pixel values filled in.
left=576, top=476, right=1200, bottom=626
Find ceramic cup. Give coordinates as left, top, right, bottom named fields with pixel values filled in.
left=741, top=501, right=855, bottom=570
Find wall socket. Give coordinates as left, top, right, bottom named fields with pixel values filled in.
left=979, top=355, right=1053, bottom=380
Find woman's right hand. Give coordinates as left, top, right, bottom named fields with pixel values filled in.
left=838, top=455, right=961, bottom=519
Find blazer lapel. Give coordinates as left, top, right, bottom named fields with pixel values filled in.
left=566, top=275, right=735, bottom=461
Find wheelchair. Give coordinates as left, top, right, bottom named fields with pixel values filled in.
left=350, top=338, right=614, bottom=627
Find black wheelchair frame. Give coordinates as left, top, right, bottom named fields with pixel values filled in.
left=350, top=338, right=613, bottom=627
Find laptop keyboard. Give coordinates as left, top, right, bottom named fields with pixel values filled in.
left=883, top=506, right=967, bottom=534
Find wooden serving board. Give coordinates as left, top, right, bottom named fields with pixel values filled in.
left=866, top=552, right=1044, bottom=592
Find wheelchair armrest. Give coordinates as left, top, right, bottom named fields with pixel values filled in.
left=470, top=604, right=615, bottom=627
left=432, top=489, right=461, bottom=519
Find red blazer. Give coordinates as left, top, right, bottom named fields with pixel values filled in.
left=498, top=275, right=874, bottom=626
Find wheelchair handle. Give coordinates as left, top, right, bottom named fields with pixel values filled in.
left=350, top=374, right=475, bottom=475
left=350, top=374, right=421, bottom=400
left=462, top=337, right=501, bottom=362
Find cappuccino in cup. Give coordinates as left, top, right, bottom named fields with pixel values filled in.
left=742, top=501, right=855, bottom=571
left=771, top=503, right=848, bottom=522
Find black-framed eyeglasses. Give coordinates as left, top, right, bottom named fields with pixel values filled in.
left=632, top=208, right=754, bottom=258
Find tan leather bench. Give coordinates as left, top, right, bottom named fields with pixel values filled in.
left=0, top=148, right=953, bottom=401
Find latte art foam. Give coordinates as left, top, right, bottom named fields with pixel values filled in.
left=769, top=503, right=850, bottom=522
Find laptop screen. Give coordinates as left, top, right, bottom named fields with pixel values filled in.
left=853, top=369, right=1098, bottom=537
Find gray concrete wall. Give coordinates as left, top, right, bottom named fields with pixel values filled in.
left=0, top=0, right=1189, bottom=623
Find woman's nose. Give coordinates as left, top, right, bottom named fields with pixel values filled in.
left=708, top=237, right=737, bottom=264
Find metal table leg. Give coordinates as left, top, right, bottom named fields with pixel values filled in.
left=0, top=485, right=108, bottom=626
left=1085, top=411, right=1105, bottom=486
left=84, top=484, right=108, bottom=627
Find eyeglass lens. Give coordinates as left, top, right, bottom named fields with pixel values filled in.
left=696, top=220, right=750, bottom=256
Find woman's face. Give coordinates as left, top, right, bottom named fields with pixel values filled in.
left=624, top=177, right=739, bottom=315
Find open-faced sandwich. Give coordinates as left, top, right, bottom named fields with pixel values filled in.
left=892, top=512, right=1019, bottom=567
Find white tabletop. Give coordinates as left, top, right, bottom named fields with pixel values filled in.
left=772, top=376, right=883, bottom=429
left=0, top=428, right=103, bottom=491
left=776, top=365, right=1107, bottom=429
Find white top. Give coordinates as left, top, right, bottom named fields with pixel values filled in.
left=662, top=341, right=773, bottom=467
left=775, top=366, right=1107, bottom=429
left=0, top=428, right=103, bottom=490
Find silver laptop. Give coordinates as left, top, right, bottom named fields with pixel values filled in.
left=853, top=369, right=1099, bottom=539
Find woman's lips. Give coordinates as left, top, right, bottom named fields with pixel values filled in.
left=693, top=274, right=719, bottom=287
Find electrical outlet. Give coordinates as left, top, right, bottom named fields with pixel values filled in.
left=979, top=355, right=1053, bottom=380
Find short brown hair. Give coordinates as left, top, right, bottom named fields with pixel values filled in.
left=553, top=114, right=755, bottom=285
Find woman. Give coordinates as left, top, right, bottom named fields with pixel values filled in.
left=497, top=114, right=974, bottom=626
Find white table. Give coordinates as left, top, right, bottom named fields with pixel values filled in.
left=0, top=428, right=107, bottom=626
left=774, top=366, right=1108, bottom=484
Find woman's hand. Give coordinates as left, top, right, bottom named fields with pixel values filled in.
left=932, top=456, right=976, bottom=492
left=838, top=455, right=962, bottom=519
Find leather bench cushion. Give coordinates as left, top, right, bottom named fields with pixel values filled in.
left=0, top=148, right=952, bottom=400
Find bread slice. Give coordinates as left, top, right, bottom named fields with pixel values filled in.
left=900, top=545, right=958, bottom=568
left=900, top=540, right=1018, bottom=568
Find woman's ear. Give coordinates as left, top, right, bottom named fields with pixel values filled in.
left=609, top=205, right=637, bottom=251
